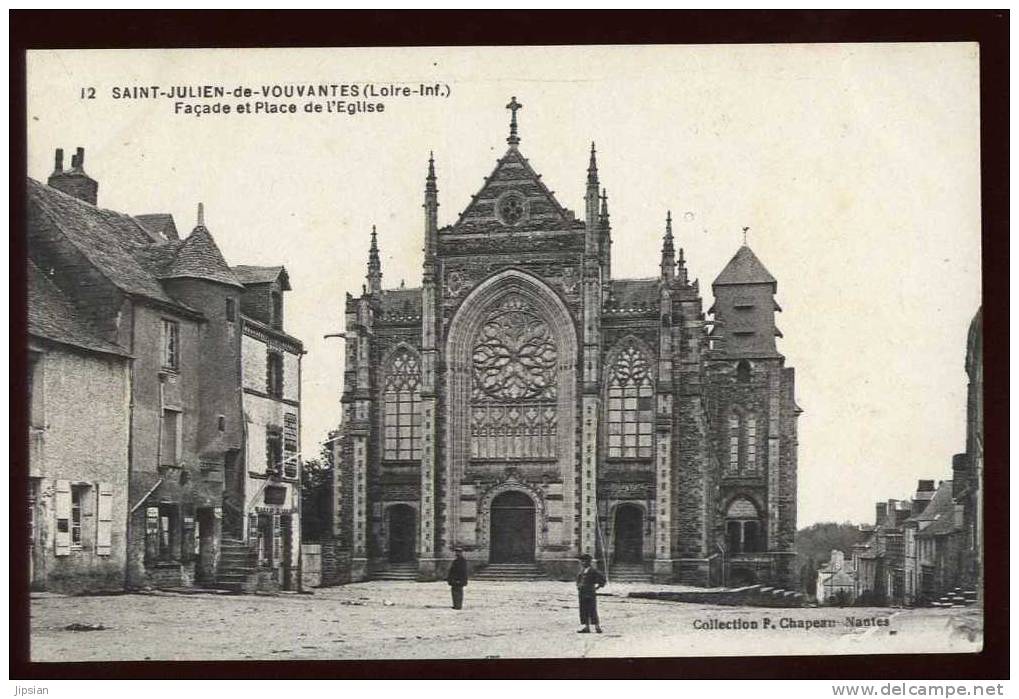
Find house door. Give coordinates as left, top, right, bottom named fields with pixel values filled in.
left=257, top=514, right=273, bottom=567
left=613, top=504, right=643, bottom=563
left=196, top=508, right=217, bottom=584
left=387, top=505, right=416, bottom=563
left=490, top=491, right=535, bottom=563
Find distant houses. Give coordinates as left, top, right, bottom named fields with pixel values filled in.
left=820, top=308, right=982, bottom=608
left=27, top=148, right=303, bottom=593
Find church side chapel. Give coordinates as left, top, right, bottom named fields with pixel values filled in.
left=331, top=98, right=800, bottom=587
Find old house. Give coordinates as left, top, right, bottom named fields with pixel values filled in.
left=26, top=148, right=301, bottom=591
left=851, top=499, right=912, bottom=605
left=229, top=265, right=304, bottom=591
left=327, top=99, right=801, bottom=587
left=815, top=550, right=855, bottom=606
left=28, top=260, right=133, bottom=592
left=902, top=479, right=938, bottom=605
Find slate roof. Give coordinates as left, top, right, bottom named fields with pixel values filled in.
left=28, top=178, right=179, bottom=306
left=30, top=179, right=243, bottom=303
left=134, top=213, right=179, bottom=242
left=713, top=244, right=777, bottom=287
left=916, top=481, right=960, bottom=538
left=163, top=226, right=244, bottom=288
left=379, top=287, right=423, bottom=319
left=231, top=265, right=291, bottom=290
left=28, top=260, right=129, bottom=357
left=906, top=481, right=953, bottom=524
left=607, top=278, right=659, bottom=311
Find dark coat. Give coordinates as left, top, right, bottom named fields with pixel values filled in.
left=576, top=565, right=606, bottom=596
left=447, top=557, right=468, bottom=586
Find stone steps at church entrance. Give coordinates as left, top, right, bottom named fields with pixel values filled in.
left=473, top=563, right=549, bottom=581
left=371, top=563, right=419, bottom=581
left=609, top=564, right=653, bottom=584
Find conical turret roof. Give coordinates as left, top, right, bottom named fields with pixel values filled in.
left=163, top=224, right=244, bottom=288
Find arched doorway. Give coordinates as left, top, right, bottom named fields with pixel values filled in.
left=387, top=505, right=416, bottom=563
left=613, top=504, right=644, bottom=563
left=490, top=491, right=535, bottom=563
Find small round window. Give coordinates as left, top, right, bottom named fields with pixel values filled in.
left=496, top=191, right=527, bottom=226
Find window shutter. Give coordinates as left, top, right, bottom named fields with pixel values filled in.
left=273, top=514, right=282, bottom=565
left=247, top=513, right=258, bottom=544
left=96, top=483, right=113, bottom=555
left=54, top=480, right=71, bottom=556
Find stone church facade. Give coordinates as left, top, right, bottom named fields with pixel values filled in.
left=331, top=99, right=800, bottom=587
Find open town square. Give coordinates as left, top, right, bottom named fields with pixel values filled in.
left=30, top=580, right=981, bottom=662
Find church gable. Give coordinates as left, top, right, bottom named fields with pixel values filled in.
left=448, top=148, right=582, bottom=235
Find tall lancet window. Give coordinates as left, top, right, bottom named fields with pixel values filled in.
left=470, top=294, right=558, bottom=460
left=727, top=412, right=741, bottom=475
left=607, top=345, right=654, bottom=459
left=383, top=348, right=422, bottom=461
left=745, top=413, right=758, bottom=471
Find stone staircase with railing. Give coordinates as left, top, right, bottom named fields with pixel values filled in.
left=473, top=562, right=548, bottom=581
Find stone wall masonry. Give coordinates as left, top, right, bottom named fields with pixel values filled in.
left=30, top=343, right=131, bottom=593
left=126, top=303, right=223, bottom=589
left=778, top=366, right=799, bottom=552
left=163, top=278, right=244, bottom=457
left=674, top=395, right=709, bottom=560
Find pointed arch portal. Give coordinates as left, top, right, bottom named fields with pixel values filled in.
left=445, top=270, right=578, bottom=556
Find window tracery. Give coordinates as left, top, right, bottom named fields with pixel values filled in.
left=469, top=294, right=558, bottom=460
left=383, top=348, right=422, bottom=460
left=607, top=344, right=654, bottom=459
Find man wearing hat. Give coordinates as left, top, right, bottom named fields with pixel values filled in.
left=446, top=547, right=468, bottom=610
left=576, top=553, right=606, bottom=633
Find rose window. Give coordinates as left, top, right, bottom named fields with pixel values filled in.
left=469, top=294, right=558, bottom=460
left=497, top=192, right=526, bottom=225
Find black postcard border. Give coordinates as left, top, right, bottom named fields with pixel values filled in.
left=8, top=9, right=1009, bottom=681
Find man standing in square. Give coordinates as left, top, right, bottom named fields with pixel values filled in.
left=576, top=553, right=606, bottom=633
left=447, top=547, right=468, bottom=609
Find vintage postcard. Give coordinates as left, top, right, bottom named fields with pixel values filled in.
left=23, top=43, right=983, bottom=663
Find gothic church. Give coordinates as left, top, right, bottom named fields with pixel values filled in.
left=331, top=98, right=800, bottom=587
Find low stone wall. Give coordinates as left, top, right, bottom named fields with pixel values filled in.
left=301, top=544, right=322, bottom=588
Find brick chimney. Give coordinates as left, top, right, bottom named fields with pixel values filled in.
left=47, top=147, right=98, bottom=205
left=911, top=479, right=936, bottom=515
left=875, top=502, right=888, bottom=525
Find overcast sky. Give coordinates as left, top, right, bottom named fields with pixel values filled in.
left=27, top=44, right=981, bottom=527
